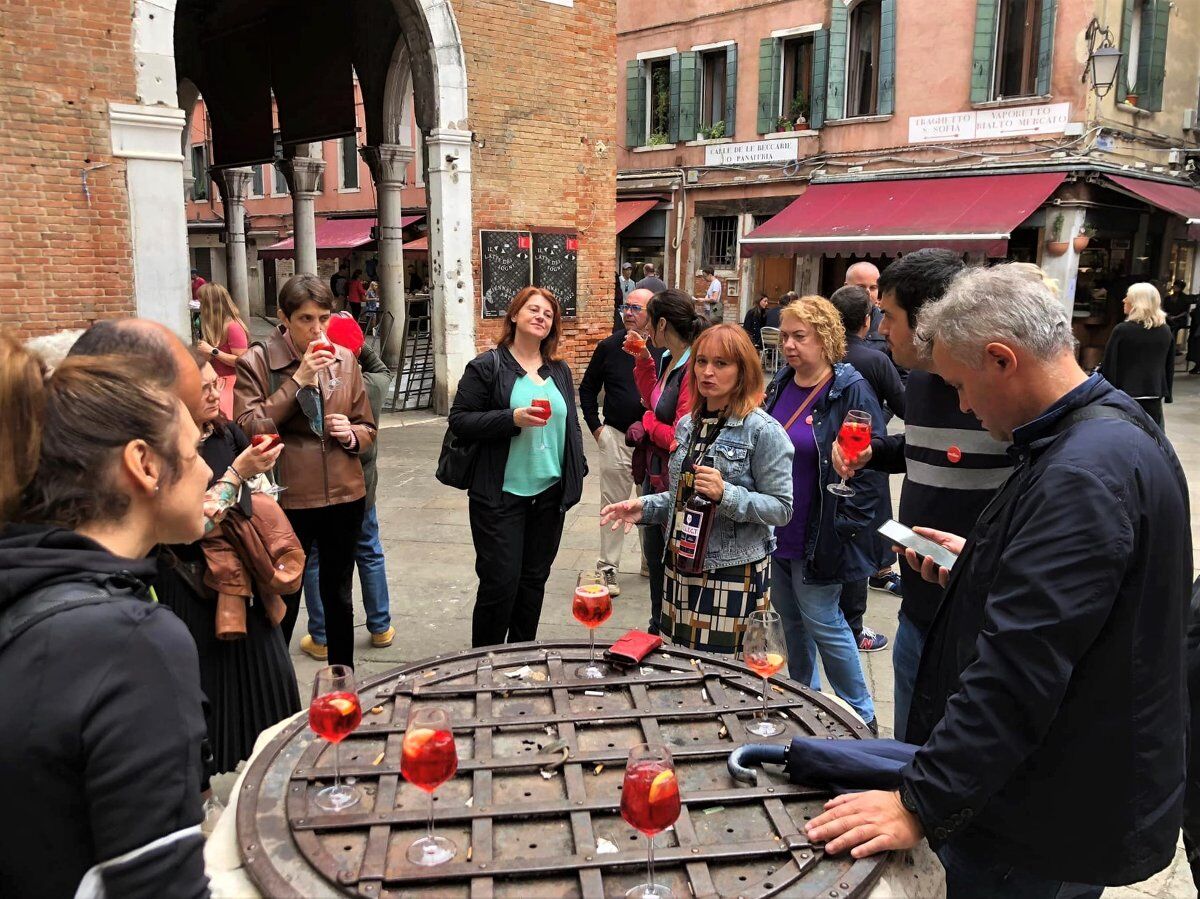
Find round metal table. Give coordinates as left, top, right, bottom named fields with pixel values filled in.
left=236, top=642, right=894, bottom=897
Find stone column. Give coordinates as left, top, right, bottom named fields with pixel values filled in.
left=1037, top=205, right=1086, bottom=317
left=216, top=167, right=253, bottom=319
left=424, top=128, right=477, bottom=413
left=277, top=145, right=325, bottom=276
left=361, top=143, right=415, bottom=366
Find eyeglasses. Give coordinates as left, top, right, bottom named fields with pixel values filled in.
left=621, top=304, right=645, bottom=314
left=201, top=376, right=228, bottom=397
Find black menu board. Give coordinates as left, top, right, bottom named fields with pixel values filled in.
left=480, top=230, right=532, bottom=318
left=532, top=233, right=579, bottom=317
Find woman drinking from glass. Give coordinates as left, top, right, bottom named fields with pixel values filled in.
left=448, top=286, right=587, bottom=647
left=602, top=324, right=793, bottom=655
left=763, top=296, right=885, bottom=733
left=235, top=274, right=377, bottom=669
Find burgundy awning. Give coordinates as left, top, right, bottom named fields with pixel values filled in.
left=741, top=173, right=1067, bottom=257
left=259, top=215, right=422, bottom=259
left=616, top=199, right=659, bottom=234
left=1104, top=175, right=1200, bottom=238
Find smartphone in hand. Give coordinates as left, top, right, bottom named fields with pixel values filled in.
left=878, top=519, right=959, bottom=572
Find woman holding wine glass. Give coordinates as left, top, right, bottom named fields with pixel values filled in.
left=762, top=296, right=885, bottom=733
left=448, top=286, right=587, bottom=647
left=601, top=324, right=793, bottom=656
left=236, top=274, right=377, bottom=669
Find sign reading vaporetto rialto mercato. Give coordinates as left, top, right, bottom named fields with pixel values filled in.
left=705, top=138, right=799, bottom=167
left=908, top=102, right=1072, bottom=143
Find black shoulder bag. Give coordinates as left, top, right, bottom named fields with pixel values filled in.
left=436, top=349, right=500, bottom=490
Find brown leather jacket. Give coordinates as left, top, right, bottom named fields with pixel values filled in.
left=234, top=327, right=376, bottom=510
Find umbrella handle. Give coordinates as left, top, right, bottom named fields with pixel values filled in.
left=728, top=743, right=789, bottom=785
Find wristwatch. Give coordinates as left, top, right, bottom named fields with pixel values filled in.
left=210, top=346, right=220, bottom=357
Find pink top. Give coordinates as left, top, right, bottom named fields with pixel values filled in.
left=214, top=320, right=249, bottom=377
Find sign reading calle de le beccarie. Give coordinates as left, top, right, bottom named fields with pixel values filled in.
left=908, top=103, right=1072, bottom=143
left=705, top=138, right=799, bottom=167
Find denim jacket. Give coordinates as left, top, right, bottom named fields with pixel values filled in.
left=641, top=407, right=794, bottom=570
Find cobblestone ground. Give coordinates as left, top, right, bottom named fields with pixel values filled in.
left=275, top=356, right=1200, bottom=897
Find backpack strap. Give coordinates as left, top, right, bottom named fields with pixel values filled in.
left=249, top=339, right=283, bottom=397
left=0, top=577, right=142, bottom=656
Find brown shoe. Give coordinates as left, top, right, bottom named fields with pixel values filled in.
left=299, top=634, right=327, bottom=661
left=370, top=626, right=396, bottom=648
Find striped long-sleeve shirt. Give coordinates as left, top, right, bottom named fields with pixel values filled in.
left=868, top=370, right=1013, bottom=629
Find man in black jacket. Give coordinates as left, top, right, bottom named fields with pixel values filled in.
left=809, top=264, right=1191, bottom=896
left=579, top=288, right=659, bottom=595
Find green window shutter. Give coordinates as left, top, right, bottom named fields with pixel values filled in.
left=810, top=27, right=829, bottom=129
left=724, top=43, right=738, bottom=138
left=625, top=60, right=645, bottom=148
left=756, top=37, right=781, bottom=134
left=1035, top=0, right=1057, bottom=96
left=877, top=0, right=897, bottom=115
left=826, top=0, right=849, bottom=121
left=1144, top=0, right=1169, bottom=111
left=668, top=53, right=681, bottom=143
left=970, top=0, right=998, bottom=103
left=1118, top=0, right=1135, bottom=100
left=677, top=51, right=699, bottom=142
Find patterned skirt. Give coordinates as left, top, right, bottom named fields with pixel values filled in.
left=660, top=556, right=771, bottom=656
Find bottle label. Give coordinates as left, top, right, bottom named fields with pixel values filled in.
left=675, top=507, right=705, bottom=560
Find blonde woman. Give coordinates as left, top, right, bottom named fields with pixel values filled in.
left=196, top=283, right=250, bottom=417
left=1100, top=282, right=1173, bottom=426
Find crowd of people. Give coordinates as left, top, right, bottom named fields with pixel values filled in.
left=1, top=249, right=1197, bottom=897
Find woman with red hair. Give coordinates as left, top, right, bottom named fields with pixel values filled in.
left=602, top=324, right=793, bottom=655
left=448, top=287, right=587, bottom=647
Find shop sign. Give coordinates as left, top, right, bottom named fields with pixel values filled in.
left=908, top=103, right=1072, bottom=144
left=705, top=138, right=798, bottom=167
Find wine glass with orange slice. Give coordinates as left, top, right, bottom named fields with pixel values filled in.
left=743, top=609, right=787, bottom=737
left=573, top=569, right=613, bottom=679
left=309, top=665, right=363, bottom=811
left=620, top=744, right=681, bottom=898
left=401, top=706, right=459, bottom=866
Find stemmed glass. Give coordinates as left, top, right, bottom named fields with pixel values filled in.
left=530, top=392, right=552, bottom=451
left=620, top=744, right=681, bottom=899
left=743, top=610, right=788, bottom=737
left=401, top=706, right=459, bottom=866
left=311, top=332, right=342, bottom=390
left=827, top=409, right=872, bottom=498
left=573, top=569, right=613, bottom=679
left=244, top=415, right=285, bottom=495
left=308, top=665, right=363, bottom=811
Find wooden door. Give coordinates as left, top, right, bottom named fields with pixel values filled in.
left=754, top=256, right=796, bottom=303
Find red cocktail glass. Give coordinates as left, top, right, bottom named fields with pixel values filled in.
left=573, top=570, right=612, bottom=679
left=401, top=707, right=459, bottom=866
left=531, top=396, right=552, bottom=451
left=828, top=410, right=872, bottom=498
left=311, top=333, right=342, bottom=390
left=743, top=609, right=788, bottom=737
left=309, top=665, right=363, bottom=811
left=620, top=744, right=681, bottom=898
left=245, top=416, right=285, bottom=495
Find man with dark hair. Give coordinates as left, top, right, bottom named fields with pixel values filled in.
left=635, top=262, right=667, bottom=296
left=330, top=261, right=350, bottom=307
left=833, top=248, right=1012, bottom=741
left=701, top=266, right=723, bottom=322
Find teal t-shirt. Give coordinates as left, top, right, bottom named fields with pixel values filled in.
left=503, top=374, right=567, bottom=496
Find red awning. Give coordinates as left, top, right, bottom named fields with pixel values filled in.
left=403, top=235, right=428, bottom=252
left=1104, top=175, right=1200, bottom=229
left=617, top=199, right=659, bottom=234
left=259, top=215, right=423, bottom=259
left=741, top=173, right=1067, bottom=258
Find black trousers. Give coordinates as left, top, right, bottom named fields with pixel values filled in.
left=469, top=483, right=566, bottom=648
left=839, top=578, right=868, bottom=643
left=641, top=479, right=667, bottom=635
left=1136, top=397, right=1164, bottom=428
left=284, top=498, right=365, bottom=669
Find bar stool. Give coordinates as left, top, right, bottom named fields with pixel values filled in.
left=759, top=326, right=781, bottom=376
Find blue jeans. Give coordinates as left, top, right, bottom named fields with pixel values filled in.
left=771, top=556, right=875, bottom=725
left=303, top=505, right=392, bottom=642
left=892, top=611, right=925, bottom=743
left=938, top=841, right=1103, bottom=898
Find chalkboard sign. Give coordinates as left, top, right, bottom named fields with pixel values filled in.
left=533, top=233, right=578, bottom=316
left=480, top=230, right=532, bottom=318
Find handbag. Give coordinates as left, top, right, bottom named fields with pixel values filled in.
left=436, top=349, right=500, bottom=490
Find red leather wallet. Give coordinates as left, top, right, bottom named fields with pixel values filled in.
left=604, top=630, right=663, bottom=667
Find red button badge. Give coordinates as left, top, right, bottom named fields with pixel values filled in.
left=947, top=445, right=962, bottom=463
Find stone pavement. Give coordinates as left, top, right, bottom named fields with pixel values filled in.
left=277, top=363, right=1200, bottom=897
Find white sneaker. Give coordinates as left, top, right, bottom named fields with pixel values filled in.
left=598, top=563, right=620, bottom=597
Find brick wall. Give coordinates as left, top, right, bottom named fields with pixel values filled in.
left=459, top=0, right=618, bottom=377
left=0, top=0, right=137, bottom=336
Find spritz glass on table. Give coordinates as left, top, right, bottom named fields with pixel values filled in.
left=311, top=332, right=342, bottom=390
left=245, top=415, right=285, bottom=495
left=401, top=706, right=459, bottom=866
left=743, top=609, right=788, bottom=737
left=620, top=744, right=681, bottom=899
left=309, top=665, right=363, bottom=811
left=530, top=394, right=552, bottom=451
left=573, top=569, right=613, bottom=679
left=827, top=409, right=872, bottom=498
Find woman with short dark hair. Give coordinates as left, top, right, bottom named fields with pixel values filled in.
left=235, top=273, right=377, bottom=668
left=448, top=286, right=587, bottom=647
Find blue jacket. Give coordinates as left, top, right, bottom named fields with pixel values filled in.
left=901, top=375, right=1191, bottom=885
left=641, top=407, right=794, bottom=570
left=764, top=363, right=888, bottom=585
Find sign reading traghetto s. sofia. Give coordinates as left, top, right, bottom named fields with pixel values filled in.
left=705, top=138, right=799, bottom=167
left=908, top=103, right=1072, bottom=143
